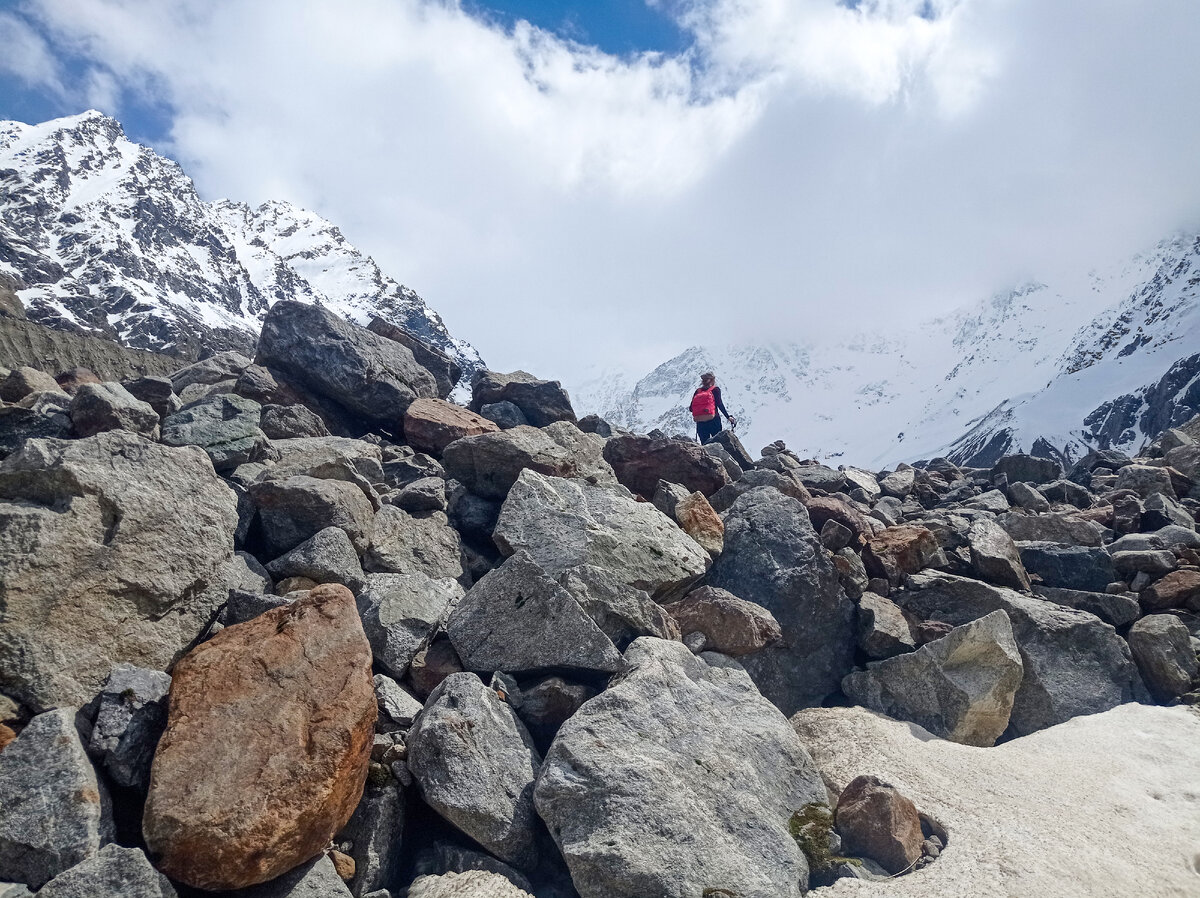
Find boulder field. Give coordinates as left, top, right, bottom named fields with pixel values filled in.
left=1, top=302, right=1198, bottom=897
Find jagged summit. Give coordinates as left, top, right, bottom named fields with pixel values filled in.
left=0, top=111, right=482, bottom=377
left=574, top=233, right=1200, bottom=468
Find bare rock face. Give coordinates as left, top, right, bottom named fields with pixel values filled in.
left=143, top=585, right=376, bottom=891
left=404, top=399, right=499, bottom=456
left=407, top=673, right=543, bottom=870
left=0, top=432, right=238, bottom=711
left=674, top=491, right=725, bottom=556
left=468, top=369, right=576, bottom=427
left=534, top=638, right=826, bottom=898
left=835, top=775, right=925, bottom=875
left=69, top=382, right=159, bottom=439
left=493, top=469, right=710, bottom=601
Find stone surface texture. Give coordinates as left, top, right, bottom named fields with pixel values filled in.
left=707, top=487, right=854, bottom=714
left=534, top=638, right=827, bottom=898
left=493, top=469, right=710, bottom=600
left=843, top=611, right=1024, bottom=746
left=0, top=709, right=113, bottom=889
left=143, top=586, right=376, bottom=890
left=407, top=673, right=542, bottom=870
left=0, top=432, right=237, bottom=710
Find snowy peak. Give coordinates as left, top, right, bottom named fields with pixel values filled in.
left=574, top=231, right=1200, bottom=468
left=0, top=111, right=482, bottom=376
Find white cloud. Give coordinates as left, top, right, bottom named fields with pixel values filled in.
left=0, top=10, right=66, bottom=94
left=12, top=0, right=1200, bottom=382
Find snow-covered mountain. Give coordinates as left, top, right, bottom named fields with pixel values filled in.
left=0, top=110, right=482, bottom=375
left=572, top=233, right=1200, bottom=468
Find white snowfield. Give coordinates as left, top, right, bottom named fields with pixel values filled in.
left=573, top=234, right=1200, bottom=468
left=0, top=110, right=481, bottom=372
left=793, top=703, right=1200, bottom=898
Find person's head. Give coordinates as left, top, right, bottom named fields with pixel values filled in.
left=700, top=371, right=715, bottom=388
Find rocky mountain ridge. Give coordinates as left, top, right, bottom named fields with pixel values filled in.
left=0, top=110, right=482, bottom=378
left=574, top=233, right=1200, bottom=469
left=1, top=300, right=1198, bottom=897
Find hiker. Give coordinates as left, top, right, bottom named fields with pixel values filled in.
left=690, top=371, right=736, bottom=444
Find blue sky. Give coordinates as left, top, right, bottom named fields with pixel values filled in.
left=2, top=1, right=1200, bottom=380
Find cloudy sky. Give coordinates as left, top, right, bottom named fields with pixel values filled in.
left=2, top=0, right=1199, bottom=383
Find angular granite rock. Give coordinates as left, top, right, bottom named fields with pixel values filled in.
left=707, top=488, right=855, bottom=714
left=0, top=432, right=237, bottom=710
left=534, top=639, right=826, bottom=898
left=494, top=469, right=710, bottom=600
left=408, top=673, right=542, bottom=870
left=843, top=610, right=1024, bottom=746
left=36, top=845, right=175, bottom=898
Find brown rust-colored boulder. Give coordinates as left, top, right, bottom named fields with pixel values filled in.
left=404, top=398, right=499, bottom=456
left=863, top=525, right=946, bottom=586
left=602, top=434, right=730, bottom=499
left=143, top=584, right=376, bottom=890
left=663, top=586, right=781, bottom=656
left=674, top=490, right=725, bottom=556
left=835, top=774, right=924, bottom=874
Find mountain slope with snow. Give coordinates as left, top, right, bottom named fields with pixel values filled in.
left=572, top=234, right=1200, bottom=468
left=0, top=111, right=481, bottom=375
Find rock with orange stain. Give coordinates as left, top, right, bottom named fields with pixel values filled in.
left=142, top=584, right=375, bottom=890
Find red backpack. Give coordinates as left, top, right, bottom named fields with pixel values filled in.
left=690, top=387, right=716, bottom=419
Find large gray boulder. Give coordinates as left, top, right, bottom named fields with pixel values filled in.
left=447, top=553, right=623, bottom=676
left=337, top=780, right=404, bottom=897
left=408, top=673, right=542, bottom=870
left=555, top=564, right=678, bottom=649
left=256, top=300, right=439, bottom=429
left=708, top=467, right=810, bottom=513
left=1127, top=615, right=1199, bottom=702
left=991, top=454, right=1062, bottom=485
left=265, top=526, right=367, bottom=593
left=469, top=369, right=576, bottom=427
left=0, top=709, right=114, bottom=889
left=1016, top=542, right=1115, bottom=593
left=248, top=475, right=375, bottom=558
left=169, top=351, right=253, bottom=394
left=86, top=664, right=171, bottom=792
left=69, top=382, right=159, bottom=439
left=602, top=433, right=731, bottom=499
left=0, top=433, right=238, bottom=710
left=897, top=572, right=1149, bottom=735
left=441, top=423, right=615, bottom=500
left=160, top=394, right=269, bottom=472
left=843, top=610, right=1024, bottom=746
left=967, top=517, right=1031, bottom=590
left=229, top=855, right=352, bottom=898
left=493, top=469, right=710, bottom=601
left=0, top=399, right=73, bottom=458
left=706, top=487, right=854, bottom=714
left=1032, top=586, right=1141, bottom=627
left=36, top=845, right=175, bottom=898
left=364, top=506, right=466, bottom=583
left=997, top=510, right=1106, bottom=546
left=534, top=638, right=827, bottom=898
left=357, top=572, right=464, bottom=679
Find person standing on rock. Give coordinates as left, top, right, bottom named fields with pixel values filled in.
left=690, top=371, right=736, bottom=444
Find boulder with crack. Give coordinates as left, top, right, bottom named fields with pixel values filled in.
left=707, top=487, right=854, bottom=714
left=493, top=469, right=710, bottom=601
left=842, top=610, right=1024, bottom=746
left=534, top=638, right=827, bottom=898
left=407, top=673, right=543, bottom=870
left=0, top=432, right=238, bottom=710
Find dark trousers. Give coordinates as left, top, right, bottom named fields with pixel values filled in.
left=696, top=417, right=723, bottom=444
